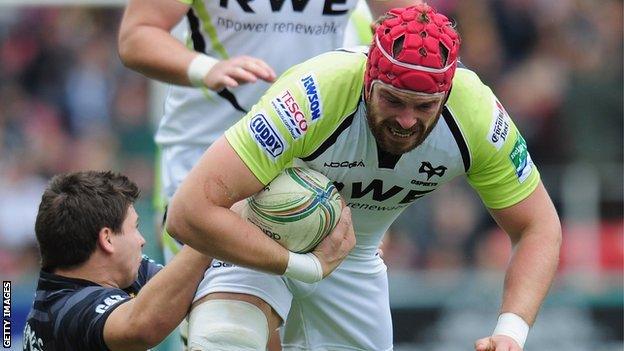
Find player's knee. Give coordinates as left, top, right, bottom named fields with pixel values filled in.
left=187, top=299, right=269, bottom=351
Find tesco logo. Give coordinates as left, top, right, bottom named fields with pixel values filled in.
left=280, top=91, right=308, bottom=132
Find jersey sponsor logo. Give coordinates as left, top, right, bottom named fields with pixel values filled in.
left=249, top=113, right=286, bottom=159
left=217, top=17, right=339, bottom=35
left=95, top=295, right=126, bottom=314
left=509, top=132, right=534, bottom=183
left=418, top=162, right=447, bottom=180
left=323, top=160, right=365, bottom=168
left=271, top=90, right=308, bottom=139
left=272, top=21, right=338, bottom=35
left=410, top=179, right=438, bottom=187
left=333, top=179, right=435, bottom=205
left=300, top=74, right=322, bottom=121
left=487, top=99, right=510, bottom=150
left=23, top=322, right=43, bottom=351
left=220, top=0, right=349, bottom=15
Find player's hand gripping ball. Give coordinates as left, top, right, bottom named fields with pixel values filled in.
left=242, top=167, right=342, bottom=253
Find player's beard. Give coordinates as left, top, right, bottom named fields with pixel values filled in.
left=366, top=103, right=442, bottom=155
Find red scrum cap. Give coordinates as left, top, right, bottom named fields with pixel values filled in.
left=365, top=4, right=460, bottom=95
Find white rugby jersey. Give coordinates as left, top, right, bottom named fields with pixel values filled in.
left=156, top=0, right=364, bottom=147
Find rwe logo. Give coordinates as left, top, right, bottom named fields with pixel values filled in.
left=220, top=0, right=349, bottom=15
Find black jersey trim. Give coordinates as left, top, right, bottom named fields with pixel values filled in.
left=187, top=9, right=205, bottom=53
left=186, top=9, right=247, bottom=114
left=163, top=206, right=184, bottom=246
left=217, top=89, right=248, bottom=113
left=301, top=105, right=359, bottom=161
left=334, top=46, right=369, bottom=56
left=377, top=148, right=402, bottom=169
left=442, top=107, right=471, bottom=172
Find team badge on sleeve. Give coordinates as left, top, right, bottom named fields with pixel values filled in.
left=487, top=99, right=510, bottom=150
left=509, top=132, right=534, bottom=183
left=271, top=90, right=308, bottom=139
left=249, top=112, right=287, bottom=159
left=299, top=73, right=322, bottom=121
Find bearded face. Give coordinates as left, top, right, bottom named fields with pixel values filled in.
left=366, top=82, right=446, bottom=155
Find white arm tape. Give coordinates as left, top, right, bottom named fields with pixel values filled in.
left=492, top=312, right=530, bottom=348
left=187, top=54, right=218, bottom=87
left=283, top=252, right=323, bottom=283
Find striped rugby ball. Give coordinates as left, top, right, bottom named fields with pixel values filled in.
left=242, top=167, right=342, bottom=253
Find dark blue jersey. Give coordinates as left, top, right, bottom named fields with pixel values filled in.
left=23, top=256, right=162, bottom=351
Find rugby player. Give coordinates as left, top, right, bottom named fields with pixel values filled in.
left=167, top=4, right=561, bottom=351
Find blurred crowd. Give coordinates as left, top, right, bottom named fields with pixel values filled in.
left=0, top=0, right=621, bottom=281
left=0, top=7, right=154, bottom=279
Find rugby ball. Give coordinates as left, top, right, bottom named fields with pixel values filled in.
left=241, top=167, right=342, bottom=253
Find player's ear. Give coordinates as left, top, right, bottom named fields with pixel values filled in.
left=98, top=228, right=115, bottom=254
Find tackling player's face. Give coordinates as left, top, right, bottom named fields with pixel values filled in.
left=112, top=205, right=145, bottom=288
left=366, top=82, right=446, bottom=155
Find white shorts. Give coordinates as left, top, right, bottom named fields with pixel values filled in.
left=195, top=259, right=393, bottom=351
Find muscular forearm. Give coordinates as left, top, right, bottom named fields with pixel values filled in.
left=501, top=226, right=561, bottom=325
left=167, top=199, right=289, bottom=276
left=478, top=182, right=562, bottom=349
left=118, top=0, right=199, bottom=86
left=118, top=25, right=198, bottom=86
left=105, top=246, right=211, bottom=350
left=134, top=246, right=211, bottom=336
